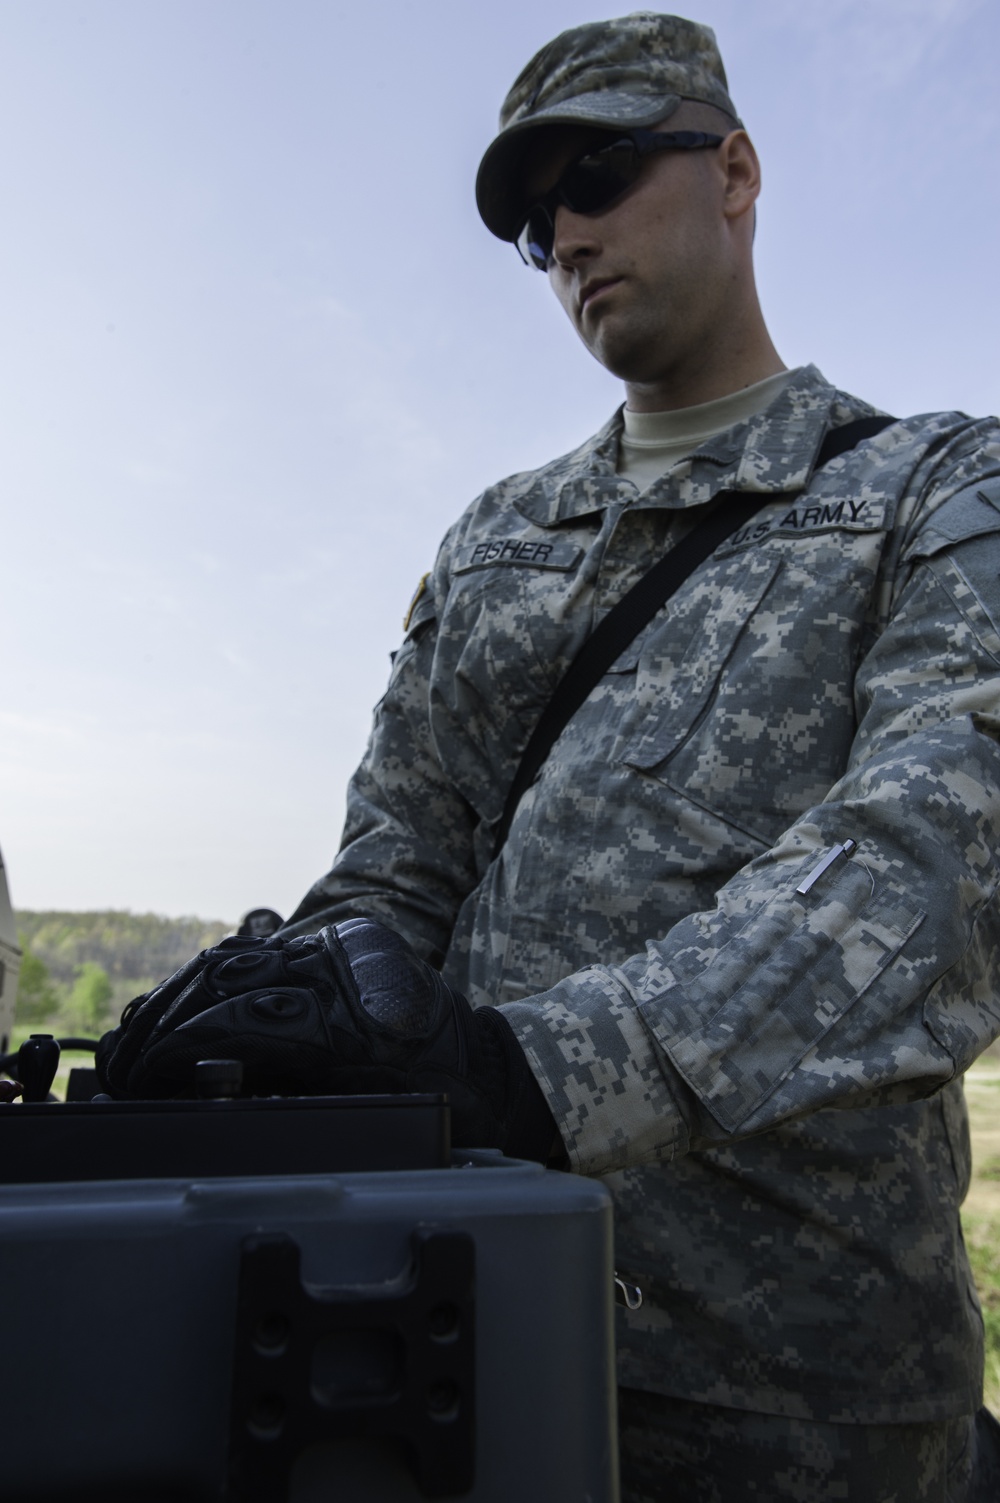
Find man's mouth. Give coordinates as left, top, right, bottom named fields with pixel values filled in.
left=578, top=277, right=622, bottom=315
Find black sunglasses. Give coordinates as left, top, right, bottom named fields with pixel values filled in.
left=516, top=129, right=726, bottom=271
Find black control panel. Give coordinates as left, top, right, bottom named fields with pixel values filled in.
left=0, top=1092, right=450, bottom=1182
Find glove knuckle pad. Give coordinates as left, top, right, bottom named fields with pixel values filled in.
left=206, top=950, right=291, bottom=995
left=353, top=952, right=438, bottom=1035
left=247, top=989, right=313, bottom=1023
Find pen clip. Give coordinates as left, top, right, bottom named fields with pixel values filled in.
left=614, top=1273, right=643, bottom=1311
left=796, top=839, right=857, bottom=896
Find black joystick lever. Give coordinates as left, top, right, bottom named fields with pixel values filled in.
left=18, top=1034, right=61, bottom=1102
left=195, top=1059, right=244, bottom=1100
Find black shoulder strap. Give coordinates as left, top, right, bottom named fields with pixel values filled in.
left=492, top=414, right=895, bottom=858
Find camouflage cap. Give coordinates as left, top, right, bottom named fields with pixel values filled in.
left=476, top=12, right=740, bottom=243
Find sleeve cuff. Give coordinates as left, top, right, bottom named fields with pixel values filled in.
left=500, top=969, right=689, bottom=1177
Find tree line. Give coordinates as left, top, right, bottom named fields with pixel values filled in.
left=15, top=909, right=232, bottom=1036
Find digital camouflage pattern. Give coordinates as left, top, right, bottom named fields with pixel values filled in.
left=499, top=12, right=736, bottom=133
left=285, top=364, right=1000, bottom=1421
left=476, top=12, right=740, bottom=242
left=616, top=1388, right=987, bottom=1502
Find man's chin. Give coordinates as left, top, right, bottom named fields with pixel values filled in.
left=581, top=330, right=665, bottom=385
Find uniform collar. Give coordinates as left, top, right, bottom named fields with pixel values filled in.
left=513, top=365, right=850, bottom=527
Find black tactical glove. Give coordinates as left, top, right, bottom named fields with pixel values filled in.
left=95, top=918, right=561, bottom=1162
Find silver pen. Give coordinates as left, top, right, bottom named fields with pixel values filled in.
left=795, top=839, right=858, bottom=896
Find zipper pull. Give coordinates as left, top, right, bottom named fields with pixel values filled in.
left=796, top=839, right=858, bottom=896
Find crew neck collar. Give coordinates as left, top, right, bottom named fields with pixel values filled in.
left=621, top=369, right=796, bottom=446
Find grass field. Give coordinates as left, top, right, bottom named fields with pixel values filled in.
left=963, top=1061, right=1000, bottom=1419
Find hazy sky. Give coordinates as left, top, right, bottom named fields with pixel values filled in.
left=2, top=0, right=998, bottom=923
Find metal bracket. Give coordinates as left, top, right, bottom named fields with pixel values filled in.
left=228, top=1229, right=475, bottom=1500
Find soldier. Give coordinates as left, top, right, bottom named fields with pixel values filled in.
left=99, top=13, right=1000, bottom=1499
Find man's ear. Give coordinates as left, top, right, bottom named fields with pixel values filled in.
left=719, top=130, right=761, bottom=224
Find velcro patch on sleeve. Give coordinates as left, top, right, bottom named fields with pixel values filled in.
left=908, top=480, right=1000, bottom=561
left=403, top=572, right=431, bottom=633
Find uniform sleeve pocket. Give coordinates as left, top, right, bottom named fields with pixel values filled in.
left=905, top=479, right=1000, bottom=563
left=639, top=859, right=925, bottom=1132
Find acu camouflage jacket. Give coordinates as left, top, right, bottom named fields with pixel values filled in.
left=288, top=365, right=1000, bottom=1421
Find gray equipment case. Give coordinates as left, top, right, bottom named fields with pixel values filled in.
left=0, top=1126, right=617, bottom=1501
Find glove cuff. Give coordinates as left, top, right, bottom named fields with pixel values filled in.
left=471, top=1005, right=563, bottom=1164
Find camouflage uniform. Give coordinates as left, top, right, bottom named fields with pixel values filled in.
left=287, top=364, right=1000, bottom=1424
left=615, top=1389, right=998, bottom=1502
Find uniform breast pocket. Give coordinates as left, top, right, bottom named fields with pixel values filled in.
left=614, top=552, right=867, bottom=843
left=432, top=564, right=583, bottom=824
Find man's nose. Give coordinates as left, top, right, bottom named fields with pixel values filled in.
left=550, top=204, right=601, bottom=266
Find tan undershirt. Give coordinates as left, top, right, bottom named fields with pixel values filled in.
left=618, top=369, right=796, bottom=491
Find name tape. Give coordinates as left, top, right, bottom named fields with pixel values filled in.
left=453, top=538, right=583, bottom=573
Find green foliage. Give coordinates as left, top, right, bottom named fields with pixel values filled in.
left=13, top=910, right=232, bottom=1037
left=67, top=962, right=113, bottom=1033
left=16, top=910, right=232, bottom=989
left=14, top=944, right=61, bottom=1025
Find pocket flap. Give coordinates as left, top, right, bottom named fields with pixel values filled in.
left=623, top=554, right=782, bottom=770
left=642, top=859, right=925, bottom=1133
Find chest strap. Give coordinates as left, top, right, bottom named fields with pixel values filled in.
left=492, top=414, right=896, bottom=859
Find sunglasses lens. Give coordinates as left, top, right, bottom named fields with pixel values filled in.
left=517, top=140, right=642, bottom=270
left=517, top=211, right=553, bottom=271
left=561, top=142, right=640, bottom=214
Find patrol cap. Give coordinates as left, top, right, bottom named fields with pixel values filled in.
left=476, top=12, right=740, bottom=243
